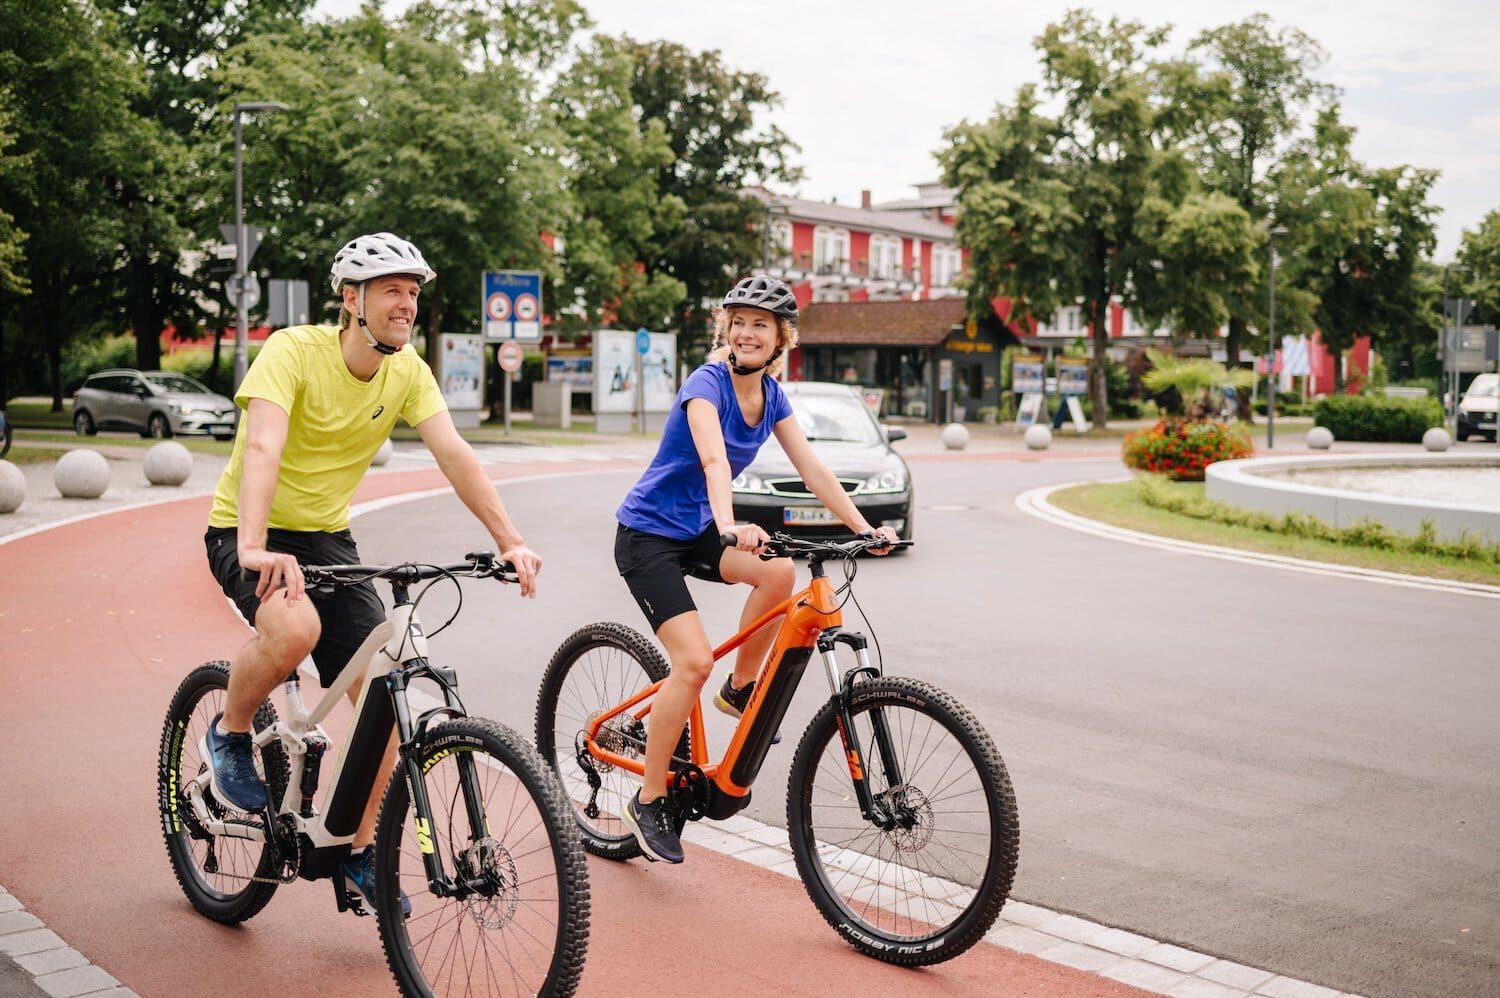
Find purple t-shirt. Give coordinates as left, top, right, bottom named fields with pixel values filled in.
left=616, top=362, right=793, bottom=540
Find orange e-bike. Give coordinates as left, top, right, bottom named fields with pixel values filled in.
left=534, top=532, right=1018, bottom=966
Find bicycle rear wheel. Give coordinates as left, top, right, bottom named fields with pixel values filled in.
left=156, top=661, right=288, bottom=924
left=534, top=622, right=678, bottom=860
left=375, top=717, right=589, bottom=998
left=786, top=676, right=1018, bottom=966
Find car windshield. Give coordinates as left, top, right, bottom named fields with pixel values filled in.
left=1464, top=374, right=1499, bottom=397
left=144, top=373, right=212, bottom=394
left=787, top=392, right=882, bottom=445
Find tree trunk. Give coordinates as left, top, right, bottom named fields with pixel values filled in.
left=425, top=276, right=446, bottom=385
left=1330, top=345, right=1344, bottom=394
left=208, top=323, right=225, bottom=393
left=1226, top=316, right=1253, bottom=421
left=132, top=258, right=164, bottom=372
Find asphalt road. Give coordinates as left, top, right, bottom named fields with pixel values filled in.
left=349, top=452, right=1499, bottom=998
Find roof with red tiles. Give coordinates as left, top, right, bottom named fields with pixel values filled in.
left=797, top=298, right=969, bottom=346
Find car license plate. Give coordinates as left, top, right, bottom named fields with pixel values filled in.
left=784, top=506, right=838, bottom=525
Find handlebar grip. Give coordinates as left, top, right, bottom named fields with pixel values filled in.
left=720, top=531, right=738, bottom=548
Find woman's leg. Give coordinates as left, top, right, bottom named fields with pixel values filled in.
left=640, top=610, right=714, bottom=802
left=718, top=547, right=796, bottom=689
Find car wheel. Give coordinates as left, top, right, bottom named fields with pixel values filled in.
left=74, top=409, right=97, bottom=436
left=148, top=413, right=172, bottom=439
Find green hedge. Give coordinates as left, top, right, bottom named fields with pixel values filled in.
left=1312, top=394, right=1443, bottom=443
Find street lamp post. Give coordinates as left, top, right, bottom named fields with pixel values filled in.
left=232, top=101, right=289, bottom=390
left=1442, top=264, right=1470, bottom=436
left=1265, top=225, right=1288, bottom=449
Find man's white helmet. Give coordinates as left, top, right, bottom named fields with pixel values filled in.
left=329, top=232, right=436, bottom=293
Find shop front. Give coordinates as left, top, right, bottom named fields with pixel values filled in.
left=790, top=299, right=1019, bottom=421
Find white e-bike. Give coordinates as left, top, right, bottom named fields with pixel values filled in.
left=157, top=552, right=590, bottom=997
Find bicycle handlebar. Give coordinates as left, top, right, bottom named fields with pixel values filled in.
left=720, top=530, right=911, bottom=559
left=302, top=551, right=519, bottom=591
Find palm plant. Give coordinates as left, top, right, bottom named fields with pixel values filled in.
left=1141, top=348, right=1257, bottom=421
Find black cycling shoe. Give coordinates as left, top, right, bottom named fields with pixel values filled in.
left=202, top=712, right=268, bottom=811
left=714, top=674, right=780, bottom=744
left=623, top=790, right=684, bottom=864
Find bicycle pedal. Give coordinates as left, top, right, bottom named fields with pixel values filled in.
left=332, top=880, right=370, bottom=917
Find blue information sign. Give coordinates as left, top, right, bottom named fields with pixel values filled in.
left=482, top=270, right=543, bottom=342
left=636, top=328, right=651, bottom=355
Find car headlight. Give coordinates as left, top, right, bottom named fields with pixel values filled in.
left=732, top=471, right=771, bottom=494
left=172, top=403, right=193, bottom=415
left=861, top=466, right=907, bottom=493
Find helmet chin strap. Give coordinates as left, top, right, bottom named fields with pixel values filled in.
left=356, top=283, right=399, bottom=356
left=728, top=348, right=781, bottom=376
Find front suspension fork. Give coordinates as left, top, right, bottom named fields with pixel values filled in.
left=820, top=631, right=906, bottom=828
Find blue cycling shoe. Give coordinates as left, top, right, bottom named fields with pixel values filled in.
left=202, top=713, right=268, bottom=811
left=342, top=844, right=411, bottom=918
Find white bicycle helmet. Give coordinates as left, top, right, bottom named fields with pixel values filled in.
left=329, top=232, right=436, bottom=292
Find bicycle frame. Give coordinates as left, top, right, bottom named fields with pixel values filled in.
left=178, top=579, right=474, bottom=888
left=581, top=555, right=883, bottom=815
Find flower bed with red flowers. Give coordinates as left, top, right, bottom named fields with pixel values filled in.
left=1121, top=418, right=1254, bottom=481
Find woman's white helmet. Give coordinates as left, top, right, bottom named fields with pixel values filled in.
left=329, top=232, right=436, bottom=292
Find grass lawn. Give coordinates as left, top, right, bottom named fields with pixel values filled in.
left=1048, top=479, right=1500, bottom=587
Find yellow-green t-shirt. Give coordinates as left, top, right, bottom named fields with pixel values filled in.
left=208, top=325, right=446, bottom=532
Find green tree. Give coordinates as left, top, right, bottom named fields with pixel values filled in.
left=551, top=35, right=686, bottom=334
left=102, top=0, right=313, bottom=373
left=1173, top=15, right=1334, bottom=402
left=1457, top=209, right=1500, bottom=326
left=0, top=0, right=143, bottom=407
left=943, top=11, right=1166, bottom=427
left=621, top=36, right=803, bottom=351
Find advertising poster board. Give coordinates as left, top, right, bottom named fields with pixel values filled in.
left=1012, top=355, right=1044, bottom=394
left=439, top=334, right=483, bottom=409
left=1056, top=357, right=1088, bottom=396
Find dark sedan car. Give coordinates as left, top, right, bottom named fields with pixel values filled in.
left=731, top=381, right=913, bottom=540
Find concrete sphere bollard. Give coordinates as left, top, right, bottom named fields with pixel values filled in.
left=1306, top=426, right=1334, bottom=451
left=371, top=438, right=393, bottom=467
left=941, top=422, right=969, bottom=451
left=1024, top=424, right=1053, bottom=451
left=144, top=441, right=193, bottom=486
left=55, top=449, right=110, bottom=498
left=1421, top=427, right=1452, bottom=452
left=0, top=460, right=25, bottom=513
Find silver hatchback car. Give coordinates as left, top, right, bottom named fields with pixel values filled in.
left=72, top=369, right=238, bottom=440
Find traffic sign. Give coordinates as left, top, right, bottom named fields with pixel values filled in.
left=218, top=224, right=265, bottom=265
left=497, top=340, right=524, bottom=373
left=636, top=328, right=650, bottom=355
left=482, top=270, right=543, bottom=341
left=225, top=272, right=261, bottom=310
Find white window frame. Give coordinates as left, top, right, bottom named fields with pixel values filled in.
left=813, top=226, right=850, bottom=275
left=868, top=234, right=902, bottom=280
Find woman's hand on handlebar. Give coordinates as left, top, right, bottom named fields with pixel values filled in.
left=500, top=543, right=542, bottom=598
left=240, top=546, right=306, bottom=604
left=863, top=525, right=901, bottom=556
left=719, top=522, right=769, bottom=553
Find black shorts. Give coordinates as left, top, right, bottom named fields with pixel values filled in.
left=205, top=526, right=386, bottom=687
left=614, top=523, right=728, bottom=632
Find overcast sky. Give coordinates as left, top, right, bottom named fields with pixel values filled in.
left=312, top=1, right=1499, bottom=260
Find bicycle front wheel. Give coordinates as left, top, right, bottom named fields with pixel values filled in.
left=787, top=676, right=1019, bottom=966
left=375, top=717, right=590, bottom=998
left=156, top=661, right=287, bottom=924
left=534, top=622, right=676, bottom=860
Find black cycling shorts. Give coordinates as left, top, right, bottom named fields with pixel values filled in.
left=614, top=522, right=729, bottom=632
left=205, top=526, right=386, bottom=687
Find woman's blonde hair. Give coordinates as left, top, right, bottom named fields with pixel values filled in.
left=706, top=307, right=799, bottom=378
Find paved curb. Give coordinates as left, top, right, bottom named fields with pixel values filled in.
left=0, top=885, right=136, bottom=998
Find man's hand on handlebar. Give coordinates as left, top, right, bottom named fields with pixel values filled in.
left=499, top=543, right=542, bottom=598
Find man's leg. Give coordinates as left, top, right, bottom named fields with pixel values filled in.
left=221, top=592, right=320, bottom=732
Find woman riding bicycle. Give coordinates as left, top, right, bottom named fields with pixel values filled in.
left=614, top=274, right=898, bottom=864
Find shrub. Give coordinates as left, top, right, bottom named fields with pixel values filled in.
left=1121, top=418, right=1254, bottom=481
left=1313, top=394, right=1443, bottom=443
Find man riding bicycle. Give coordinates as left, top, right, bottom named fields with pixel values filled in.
left=201, top=232, right=542, bottom=912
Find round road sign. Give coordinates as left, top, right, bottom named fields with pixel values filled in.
left=497, top=341, right=524, bottom=373
left=513, top=293, right=539, bottom=322
left=486, top=292, right=512, bottom=322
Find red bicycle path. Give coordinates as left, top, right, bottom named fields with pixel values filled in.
left=0, top=459, right=1149, bottom=998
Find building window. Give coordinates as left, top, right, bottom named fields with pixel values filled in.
left=813, top=226, right=849, bottom=275
left=811, top=286, right=850, bottom=304
left=931, top=244, right=962, bottom=287
left=869, top=235, right=902, bottom=279
left=771, top=220, right=792, bottom=268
